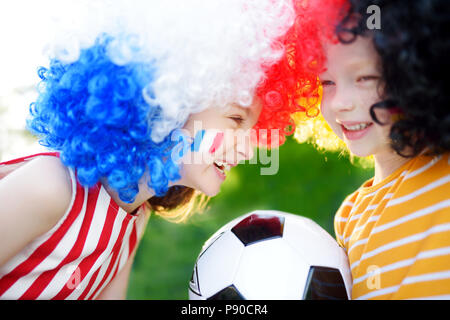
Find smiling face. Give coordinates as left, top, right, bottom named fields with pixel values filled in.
left=176, top=99, right=262, bottom=196
left=319, top=36, right=394, bottom=158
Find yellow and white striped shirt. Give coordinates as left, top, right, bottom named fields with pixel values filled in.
left=334, top=153, right=450, bottom=299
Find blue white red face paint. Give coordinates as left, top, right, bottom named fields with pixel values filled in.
left=170, top=126, right=280, bottom=176
left=171, top=128, right=226, bottom=164
left=191, top=129, right=225, bottom=154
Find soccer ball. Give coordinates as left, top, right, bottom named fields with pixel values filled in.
left=188, top=210, right=352, bottom=300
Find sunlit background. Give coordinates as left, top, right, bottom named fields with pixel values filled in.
left=0, top=1, right=374, bottom=299
left=0, top=2, right=63, bottom=161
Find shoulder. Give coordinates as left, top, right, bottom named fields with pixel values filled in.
left=0, top=156, right=74, bottom=265
left=392, top=153, right=449, bottom=204
left=408, top=153, right=449, bottom=173
left=1, top=155, right=73, bottom=227
left=22, top=155, right=72, bottom=196
left=334, top=190, right=359, bottom=234
left=27, top=156, right=73, bottom=216
left=337, top=189, right=360, bottom=215
left=402, top=153, right=449, bottom=188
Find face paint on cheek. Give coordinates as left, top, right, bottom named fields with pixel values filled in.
left=191, top=129, right=225, bottom=154
left=208, top=132, right=225, bottom=154
left=191, top=130, right=206, bottom=152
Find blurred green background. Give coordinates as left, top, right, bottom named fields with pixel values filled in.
left=127, top=136, right=373, bottom=299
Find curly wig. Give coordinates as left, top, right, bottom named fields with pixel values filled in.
left=336, top=0, right=450, bottom=157
left=27, top=0, right=346, bottom=218
left=270, top=0, right=352, bottom=153
left=27, top=0, right=306, bottom=210
left=255, top=0, right=349, bottom=147
left=28, top=34, right=183, bottom=203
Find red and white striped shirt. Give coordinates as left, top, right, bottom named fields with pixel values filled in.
left=0, top=153, right=149, bottom=300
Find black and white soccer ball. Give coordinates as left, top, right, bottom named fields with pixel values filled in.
left=189, top=210, right=352, bottom=300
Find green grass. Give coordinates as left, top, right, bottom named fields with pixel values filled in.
left=127, top=137, right=373, bottom=299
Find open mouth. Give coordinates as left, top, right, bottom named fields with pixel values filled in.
left=341, top=122, right=373, bottom=131
left=213, top=160, right=231, bottom=175
left=339, top=122, right=373, bottom=140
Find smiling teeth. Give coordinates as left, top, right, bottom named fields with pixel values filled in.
left=343, top=123, right=371, bottom=131
left=214, top=161, right=231, bottom=173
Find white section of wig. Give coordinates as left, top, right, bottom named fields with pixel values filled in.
left=44, top=0, right=295, bottom=142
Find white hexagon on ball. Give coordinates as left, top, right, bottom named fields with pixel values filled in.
left=191, top=231, right=244, bottom=299
left=233, top=237, right=310, bottom=299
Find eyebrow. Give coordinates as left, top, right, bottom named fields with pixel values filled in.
left=321, top=59, right=380, bottom=78
left=346, top=59, right=379, bottom=72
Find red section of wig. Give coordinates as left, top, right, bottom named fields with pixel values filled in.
left=254, top=0, right=348, bottom=147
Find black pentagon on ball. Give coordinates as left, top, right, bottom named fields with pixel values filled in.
left=207, top=285, right=245, bottom=300
left=231, top=213, right=285, bottom=246
left=303, top=266, right=348, bottom=300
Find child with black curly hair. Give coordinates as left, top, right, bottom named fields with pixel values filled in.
left=317, top=0, right=450, bottom=299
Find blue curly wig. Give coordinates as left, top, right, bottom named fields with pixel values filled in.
left=27, top=34, right=186, bottom=202
left=25, top=0, right=303, bottom=204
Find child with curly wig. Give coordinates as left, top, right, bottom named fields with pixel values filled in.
left=316, top=0, right=450, bottom=299
left=0, top=0, right=328, bottom=299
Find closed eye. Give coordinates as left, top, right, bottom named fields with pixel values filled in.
left=357, top=75, right=380, bottom=82
left=229, top=115, right=245, bottom=125
left=320, top=80, right=335, bottom=87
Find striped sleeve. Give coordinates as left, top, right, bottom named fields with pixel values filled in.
left=0, top=153, right=144, bottom=300
left=347, top=154, right=450, bottom=300
left=334, top=193, right=358, bottom=249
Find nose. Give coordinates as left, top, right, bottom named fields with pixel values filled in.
left=329, top=83, right=356, bottom=113
left=239, top=142, right=254, bottom=161
left=233, top=129, right=255, bottom=163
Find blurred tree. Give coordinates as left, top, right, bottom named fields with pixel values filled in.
left=0, top=86, right=44, bottom=162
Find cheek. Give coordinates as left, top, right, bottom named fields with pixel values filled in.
left=191, top=129, right=225, bottom=154
left=320, top=97, right=344, bottom=139
left=320, top=97, right=336, bottom=124
left=375, top=121, right=393, bottom=143
left=182, top=162, right=221, bottom=196
left=361, top=86, right=383, bottom=115
left=206, top=131, right=225, bottom=154
left=370, top=106, right=392, bottom=125
left=182, top=162, right=211, bottom=185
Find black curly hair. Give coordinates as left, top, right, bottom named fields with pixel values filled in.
left=336, top=0, right=450, bottom=157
